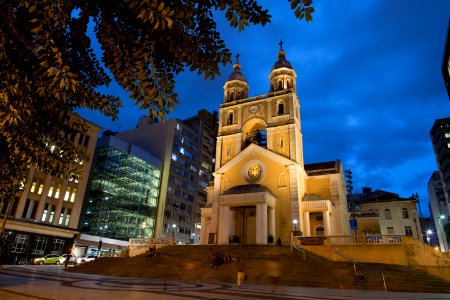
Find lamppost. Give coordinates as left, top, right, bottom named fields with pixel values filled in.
left=426, top=229, right=432, bottom=244
left=172, top=223, right=177, bottom=238
left=293, top=219, right=298, bottom=235
left=140, top=221, right=146, bottom=238
left=437, top=215, right=447, bottom=252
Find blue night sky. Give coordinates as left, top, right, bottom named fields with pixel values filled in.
left=79, top=1, right=450, bottom=217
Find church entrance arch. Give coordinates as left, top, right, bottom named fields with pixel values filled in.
left=229, top=206, right=256, bottom=245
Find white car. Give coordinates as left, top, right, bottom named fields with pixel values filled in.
left=58, top=254, right=78, bottom=265
left=77, top=255, right=97, bottom=263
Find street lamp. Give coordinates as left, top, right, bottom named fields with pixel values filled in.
left=140, top=222, right=146, bottom=238
left=172, top=223, right=177, bottom=238
left=293, top=219, right=298, bottom=233
left=437, top=215, right=447, bottom=252
left=426, top=229, right=432, bottom=243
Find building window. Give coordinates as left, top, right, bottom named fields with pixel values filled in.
left=65, top=209, right=71, bottom=226
left=277, top=102, right=284, bottom=115
left=32, top=236, right=47, bottom=255
left=405, top=226, right=413, bottom=236
left=30, top=181, right=37, bottom=193
left=387, top=226, right=394, bottom=234
left=52, top=239, right=65, bottom=255
left=47, top=183, right=54, bottom=197
left=64, top=187, right=71, bottom=201
left=70, top=189, right=76, bottom=202
left=279, top=137, right=283, bottom=148
left=227, top=112, right=234, bottom=125
left=37, top=184, right=44, bottom=195
left=226, top=145, right=231, bottom=157
left=402, top=208, right=409, bottom=219
left=58, top=208, right=65, bottom=225
left=384, top=209, right=392, bottom=220
left=11, top=234, right=29, bottom=253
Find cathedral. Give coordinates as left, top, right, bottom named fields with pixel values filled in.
left=200, top=44, right=350, bottom=245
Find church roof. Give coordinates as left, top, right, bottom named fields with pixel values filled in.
left=304, top=160, right=342, bottom=176
left=272, top=49, right=293, bottom=70
left=223, top=184, right=270, bottom=195
left=227, top=54, right=247, bottom=82
left=227, top=67, right=247, bottom=82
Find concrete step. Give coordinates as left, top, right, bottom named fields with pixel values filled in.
left=71, top=245, right=450, bottom=293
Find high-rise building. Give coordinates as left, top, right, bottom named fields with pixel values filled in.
left=430, top=118, right=450, bottom=207
left=75, top=135, right=162, bottom=256
left=182, top=110, right=218, bottom=243
left=0, top=121, right=100, bottom=262
left=442, top=20, right=450, bottom=99
left=117, top=110, right=217, bottom=244
left=200, top=45, right=349, bottom=245
left=428, top=171, right=449, bottom=252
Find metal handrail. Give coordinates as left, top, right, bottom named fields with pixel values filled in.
left=290, top=242, right=306, bottom=261
left=333, top=248, right=387, bottom=291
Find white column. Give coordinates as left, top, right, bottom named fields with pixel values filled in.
left=303, top=212, right=310, bottom=236
left=256, top=204, right=268, bottom=244
left=323, top=211, right=331, bottom=236
left=268, top=207, right=275, bottom=240
left=218, top=206, right=230, bottom=244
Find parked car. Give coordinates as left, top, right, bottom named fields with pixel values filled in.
left=33, top=254, right=64, bottom=265
left=58, top=254, right=78, bottom=265
left=81, top=255, right=96, bottom=263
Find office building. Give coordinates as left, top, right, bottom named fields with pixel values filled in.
left=0, top=121, right=100, bottom=262
left=75, top=135, right=162, bottom=256
left=428, top=171, right=449, bottom=252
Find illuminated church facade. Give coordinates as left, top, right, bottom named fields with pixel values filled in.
left=200, top=45, right=350, bottom=245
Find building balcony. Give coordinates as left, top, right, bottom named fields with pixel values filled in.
left=350, top=211, right=379, bottom=218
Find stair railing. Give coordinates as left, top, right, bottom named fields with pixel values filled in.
left=333, top=248, right=387, bottom=292
left=290, top=242, right=306, bottom=261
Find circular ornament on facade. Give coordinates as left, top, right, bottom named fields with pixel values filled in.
left=242, top=160, right=266, bottom=183
left=249, top=105, right=259, bottom=114
left=248, top=164, right=262, bottom=181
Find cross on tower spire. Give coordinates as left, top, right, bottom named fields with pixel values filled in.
left=235, top=52, right=240, bottom=63
left=278, top=40, right=284, bottom=50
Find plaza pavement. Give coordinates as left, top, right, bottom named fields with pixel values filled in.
left=0, top=265, right=449, bottom=300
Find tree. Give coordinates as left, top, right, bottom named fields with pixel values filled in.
left=0, top=0, right=314, bottom=232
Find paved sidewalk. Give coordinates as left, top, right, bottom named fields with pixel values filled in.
left=1, top=265, right=449, bottom=299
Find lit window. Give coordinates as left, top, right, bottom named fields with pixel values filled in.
left=37, top=184, right=44, bottom=195
left=70, top=189, right=76, bottom=202
left=30, top=182, right=37, bottom=193
left=54, top=185, right=61, bottom=198
left=64, top=187, right=71, bottom=201
left=47, top=184, right=54, bottom=197
left=446, top=132, right=450, bottom=138
left=65, top=209, right=71, bottom=225
left=171, top=154, right=178, bottom=161
left=50, top=144, right=56, bottom=153
left=41, top=210, right=47, bottom=222
left=58, top=211, right=64, bottom=225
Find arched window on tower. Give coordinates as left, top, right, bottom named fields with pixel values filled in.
left=277, top=102, right=285, bottom=115
left=227, top=111, right=234, bottom=125
left=287, top=79, right=292, bottom=89
left=277, top=80, right=283, bottom=90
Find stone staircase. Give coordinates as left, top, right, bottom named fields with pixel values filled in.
left=71, top=245, right=450, bottom=293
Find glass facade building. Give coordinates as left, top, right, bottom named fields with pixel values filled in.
left=79, top=136, right=162, bottom=241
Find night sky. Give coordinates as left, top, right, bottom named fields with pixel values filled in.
left=79, top=1, right=450, bottom=217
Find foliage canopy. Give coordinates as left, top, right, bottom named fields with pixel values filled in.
left=0, top=0, right=313, bottom=200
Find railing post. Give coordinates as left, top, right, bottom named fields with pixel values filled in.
left=382, top=272, right=387, bottom=291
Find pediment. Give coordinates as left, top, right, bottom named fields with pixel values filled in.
left=214, top=143, right=299, bottom=176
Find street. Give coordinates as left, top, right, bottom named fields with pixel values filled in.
left=0, top=265, right=449, bottom=300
